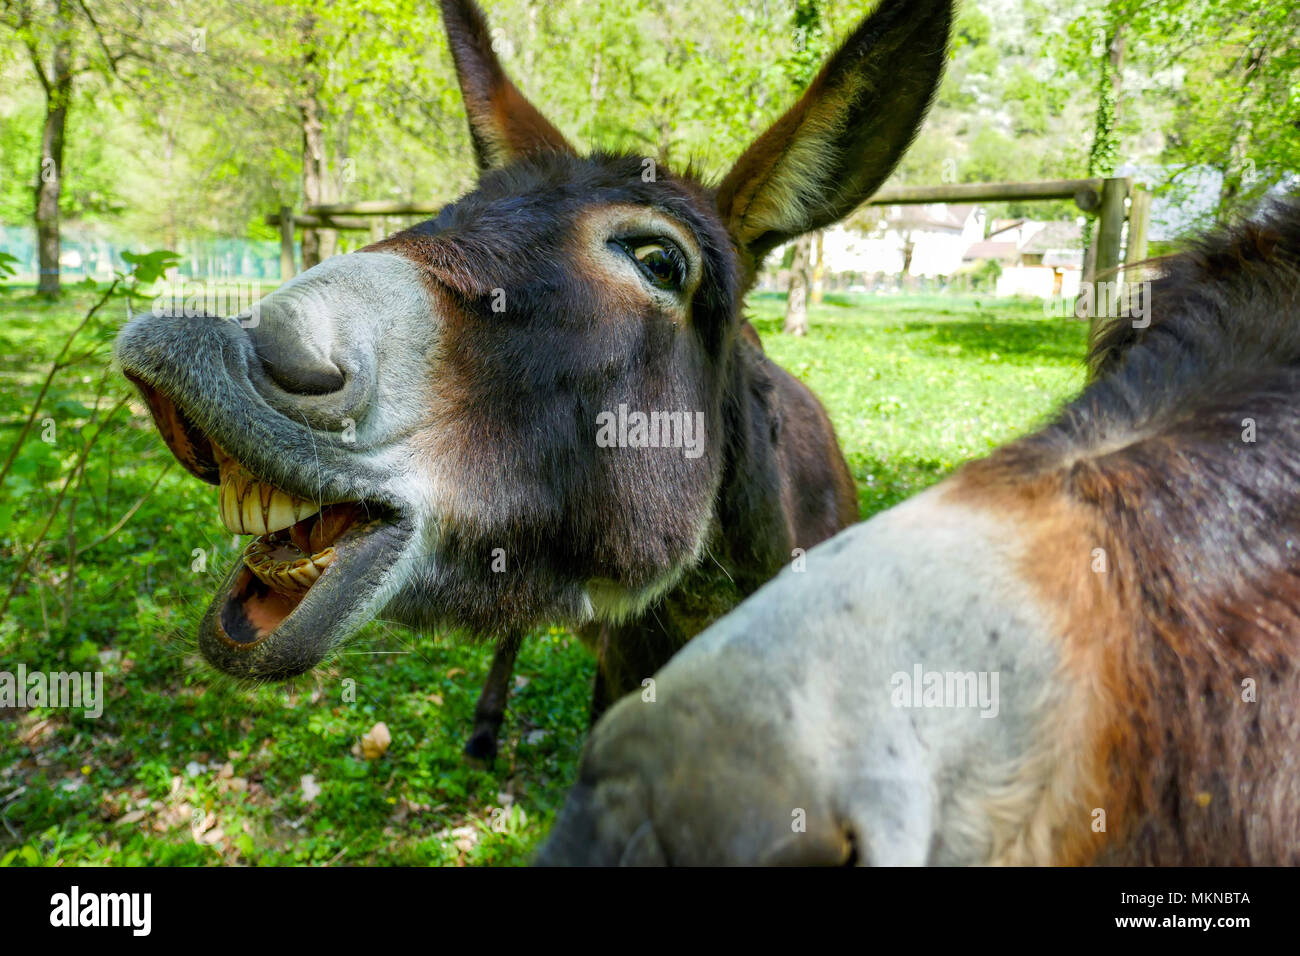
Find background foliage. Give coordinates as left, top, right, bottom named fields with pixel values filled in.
left=2, top=0, right=1295, bottom=250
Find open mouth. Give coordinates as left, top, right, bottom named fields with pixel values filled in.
left=127, top=374, right=416, bottom=680
left=214, top=443, right=362, bottom=644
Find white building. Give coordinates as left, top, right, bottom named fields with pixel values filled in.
left=970, top=220, right=1084, bottom=299
left=825, top=204, right=986, bottom=278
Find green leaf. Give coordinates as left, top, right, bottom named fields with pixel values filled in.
left=121, top=250, right=182, bottom=286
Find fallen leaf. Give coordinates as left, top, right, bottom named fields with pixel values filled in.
left=361, top=722, right=392, bottom=760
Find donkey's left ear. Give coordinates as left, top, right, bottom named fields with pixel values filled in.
left=717, top=0, right=953, bottom=263
left=439, top=0, right=575, bottom=171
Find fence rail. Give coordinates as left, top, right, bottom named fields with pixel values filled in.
left=865, top=178, right=1106, bottom=211
left=269, top=177, right=1150, bottom=327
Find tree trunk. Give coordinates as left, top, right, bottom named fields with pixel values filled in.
left=784, top=235, right=812, bottom=336
left=810, top=230, right=825, bottom=304
left=1081, top=21, right=1126, bottom=313
left=1218, top=47, right=1263, bottom=219
left=901, top=233, right=916, bottom=282
left=35, top=7, right=73, bottom=297
left=298, top=14, right=331, bottom=269
left=300, top=95, right=327, bottom=268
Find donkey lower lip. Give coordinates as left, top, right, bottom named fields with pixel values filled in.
left=199, top=506, right=416, bottom=681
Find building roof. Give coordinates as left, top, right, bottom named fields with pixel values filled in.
left=882, top=203, right=979, bottom=232
left=1020, top=220, right=1083, bottom=254
left=963, top=240, right=1020, bottom=263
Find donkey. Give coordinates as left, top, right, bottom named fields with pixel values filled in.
left=114, top=0, right=950, bottom=758
left=538, top=202, right=1300, bottom=866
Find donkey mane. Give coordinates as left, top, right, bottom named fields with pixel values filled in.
left=960, top=199, right=1300, bottom=864
left=1090, top=202, right=1300, bottom=377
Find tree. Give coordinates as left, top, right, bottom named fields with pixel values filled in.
left=783, top=235, right=811, bottom=336
left=1056, top=0, right=1299, bottom=228
left=781, top=0, right=825, bottom=336
left=0, top=0, right=144, bottom=295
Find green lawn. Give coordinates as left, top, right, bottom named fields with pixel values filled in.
left=0, top=285, right=1088, bottom=866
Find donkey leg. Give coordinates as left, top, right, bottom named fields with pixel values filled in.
left=464, top=633, right=522, bottom=764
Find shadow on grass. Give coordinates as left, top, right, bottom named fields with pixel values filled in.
left=749, top=311, right=1088, bottom=366
left=899, top=319, right=1088, bottom=365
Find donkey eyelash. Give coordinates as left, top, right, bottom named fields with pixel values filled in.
left=610, top=237, right=688, bottom=292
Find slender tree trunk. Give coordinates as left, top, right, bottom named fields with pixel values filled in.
left=35, top=5, right=73, bottom=297
left=300, top=96, right=326, bottom=267
left=784, top=235, right=812, bottom=336
left=810, top=230, right=825, bottom=304
left=298, top=14, right=331, bottom=268
left=1081, top=20, right=1125, bottom=316
left=901, top=233, right=916, bottom=282
left=1218, top=47, right=1263, bottom=218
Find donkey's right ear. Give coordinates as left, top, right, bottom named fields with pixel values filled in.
left=439, top=0, right=575, bottom=171
left=717, top=0, right=953, bottom=264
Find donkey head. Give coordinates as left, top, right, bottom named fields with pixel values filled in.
left=115, top=0, right=952, bottom=680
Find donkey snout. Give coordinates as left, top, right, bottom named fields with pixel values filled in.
left=537, top=685, right=859, bottom=866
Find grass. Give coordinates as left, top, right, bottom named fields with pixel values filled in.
left=0, top=284, right=1088, bottom=866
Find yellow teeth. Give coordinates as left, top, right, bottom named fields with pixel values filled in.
left=243, top=541, right=337, bottom=596
left=216, top=448, right=318, bottom=536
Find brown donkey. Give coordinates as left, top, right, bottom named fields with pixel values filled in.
left=114, top=0, right=951, bottom=758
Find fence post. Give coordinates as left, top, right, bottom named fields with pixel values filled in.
left=1094, top=177, right=1130, bottom=280
left=1124, top=187, right=1152, bottom=276
left=1081, top=177, right=1130, bottom=328
left=278, top=206, right=296, bottom=281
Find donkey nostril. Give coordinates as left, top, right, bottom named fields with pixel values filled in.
left=260, top=353, right=346, bottom=396
left=246, top=314, right=346, bottom=396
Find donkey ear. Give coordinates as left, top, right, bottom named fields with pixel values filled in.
left=717, top=0, right=953, bottom=262
left=439, top=0, right=575, bottom=171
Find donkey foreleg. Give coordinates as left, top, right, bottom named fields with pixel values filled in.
left=464, top=632, right=523, bottom=765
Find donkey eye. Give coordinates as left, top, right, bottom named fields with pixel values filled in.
left=618, top=239, right=686, bottom=291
